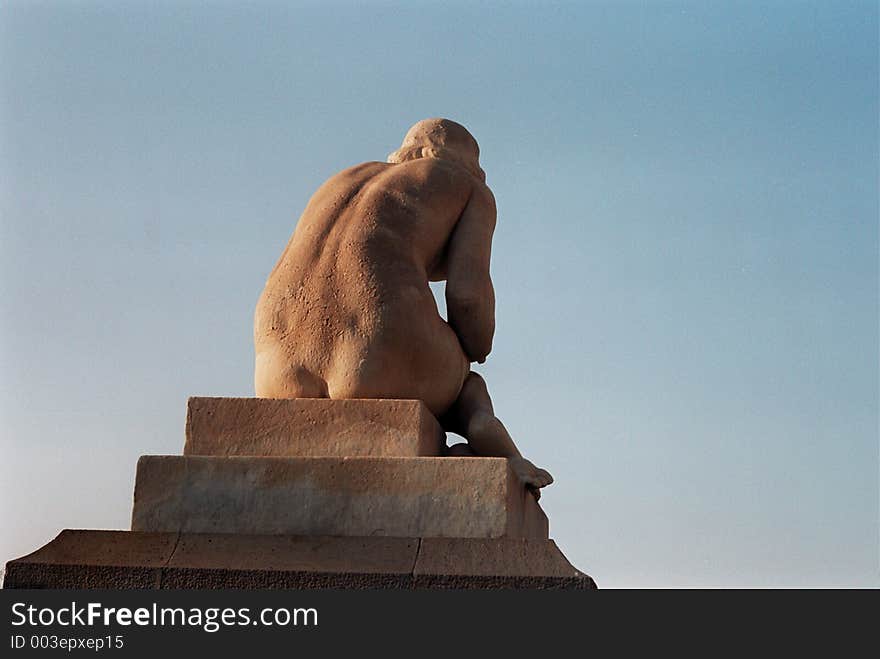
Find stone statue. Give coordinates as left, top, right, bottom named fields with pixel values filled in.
left=254, top=118, right=553, bottom=493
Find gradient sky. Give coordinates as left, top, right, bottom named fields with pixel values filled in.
left=1, top=1, right=876, bottom=588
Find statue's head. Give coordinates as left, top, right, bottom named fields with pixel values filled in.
left=387, top=118, right=485, bottom=182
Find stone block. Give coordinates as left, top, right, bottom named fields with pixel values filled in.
left=184, top=397, right=445, bottom=458
left=131, top=456, right=549, bottom=539
left=3, top=530, right=597, bottom=590
left=1, top=530, right=177, bottom=589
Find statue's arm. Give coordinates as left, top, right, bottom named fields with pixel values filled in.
left=445, top=187, right=496, bottom=364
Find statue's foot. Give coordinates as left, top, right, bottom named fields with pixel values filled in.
left=509, top=457, right=553, bottom=498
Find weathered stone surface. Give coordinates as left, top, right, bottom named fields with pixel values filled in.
left=168, top=533, right=418, bottom=574
left=415, top=537, right=582, bottom=578
left=131, top=456, right=549, bottom=539
left=184, top=397, right=445, bottom=458
left=1, top=530, right=176, bottom=589
left=158, top=568, right=416, bottom=590
left=3, top=530, right=597, bottom=590
left=8, top=529, right=177, bottom=567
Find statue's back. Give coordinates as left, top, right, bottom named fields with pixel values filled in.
left=254, top=158, right=473, bottom=413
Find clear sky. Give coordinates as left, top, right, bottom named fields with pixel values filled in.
left=1, top=1, right=876, bottom=588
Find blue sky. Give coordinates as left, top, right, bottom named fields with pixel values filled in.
left=1, top=1, right=876, bottom=587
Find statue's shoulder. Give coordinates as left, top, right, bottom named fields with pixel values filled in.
left=331, top=161, right=390, bottom=181
left=468, top=179, right=496, bottom=217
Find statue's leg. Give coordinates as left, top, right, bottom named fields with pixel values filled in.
left=440, top=372, right=553, bottom=493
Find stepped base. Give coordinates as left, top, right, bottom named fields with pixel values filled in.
left=3, top=530, right=597, bottom=590
left=132, top=456, right=549, bottom=539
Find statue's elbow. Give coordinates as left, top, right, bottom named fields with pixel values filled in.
left=470, top=334, right=493, bottom=364
left=448, top=298, right=494, bottom=360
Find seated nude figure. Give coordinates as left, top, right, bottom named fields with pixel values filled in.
left=254, top=118, right=553, bottom=493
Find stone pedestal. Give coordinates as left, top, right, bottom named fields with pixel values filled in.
left=132, top=455, right=549, bottom=538
left=4, top=397, right=596, bottom=589
left=3, top=530, right=594, bottom=589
